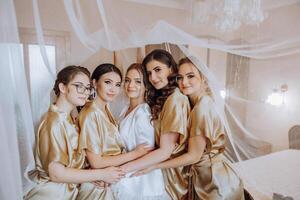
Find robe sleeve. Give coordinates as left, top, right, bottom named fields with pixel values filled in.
left=79, top=111, right=103, bottom=155
left=38, top=121, right=69, bottom=171
left=160, top=91, right=190, bottom=136
left=134, top=107, right=155, bottom=147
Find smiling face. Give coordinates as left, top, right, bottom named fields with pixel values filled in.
left=145, top=60, right=172, bottom=89
left=94, top=71, right=121, bottom=103
left=61, top=73, right=91, bottom=107
left=124, top=68, right=145, bottom=100
left=177, top=63, right=204, bottom=97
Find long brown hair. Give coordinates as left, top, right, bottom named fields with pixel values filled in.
left=53, top=65, right=90, bottom=96
left=142, top=49, right=178, bottom=120
left=126, top=63, right=146, bottom=86
left=126, top=63, right=147, bottom=100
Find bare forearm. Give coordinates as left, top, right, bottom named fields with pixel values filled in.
left=123, top=148, right=171, bottom=172
left=50, top=167, right=104, bottom=184
left=155, top=153, right=198, bottom=169
left=155, top=136, right=206, bottom=169
left=89, top=151, right=138, bottom=169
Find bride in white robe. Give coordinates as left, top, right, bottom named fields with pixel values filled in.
left=113, top=63, right=169, bottom=200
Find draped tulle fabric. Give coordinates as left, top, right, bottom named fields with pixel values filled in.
left=2, top=0, right=300, bottom=198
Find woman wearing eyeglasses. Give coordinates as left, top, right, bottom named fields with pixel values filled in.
left=134, top=58, right=245, bottom=200
left=76, top=63, right=152, bottom=200
left=25, top=66, right=125, bottom=200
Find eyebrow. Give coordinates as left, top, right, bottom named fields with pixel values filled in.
left=72, top=81, right=91, bottom=87
left=185, top=72, right=195, bottom=76
left=73, top=81, right=88, bottom=85
left=104, top=78, right=120, bottom=83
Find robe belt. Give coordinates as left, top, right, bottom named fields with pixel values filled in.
left=187, top=150, right=223, bottom=200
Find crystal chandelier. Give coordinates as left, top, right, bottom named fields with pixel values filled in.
left=191, top=0, right=267, bottom=32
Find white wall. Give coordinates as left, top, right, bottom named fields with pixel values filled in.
left=189, top=45, right=227, bottom=87
left=14, top=0, right=300, bottom=151
left=246, top=53, right=300, bottom=151
left=190, top=44, right=300, bottom=152
left=14, top=0, right=112, bottom=71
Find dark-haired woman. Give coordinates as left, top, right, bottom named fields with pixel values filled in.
left=121, top=50, right=190, bottom=200
left=76, top=63, right=152, bottom=200
left=25, top=66, right=125, bottom=200
left=135, top=58, right=245, bottom=200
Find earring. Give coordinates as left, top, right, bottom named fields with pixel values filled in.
left=89, top=87, right=96, bottom=100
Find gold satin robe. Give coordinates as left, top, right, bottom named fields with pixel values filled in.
left=154, top=88, right=191, bottom=200
left=77, top=101, right=125, bottom=200
left=25, top=105, right=85, bottom=200
left=188, top=95, right=244, bottom=200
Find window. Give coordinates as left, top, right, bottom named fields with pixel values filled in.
left=19, top=28, right=69, bottom=127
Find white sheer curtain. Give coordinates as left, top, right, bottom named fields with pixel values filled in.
left=2, top=0, right=300, bottom=198
left=0, top=0, right=35, bottom=199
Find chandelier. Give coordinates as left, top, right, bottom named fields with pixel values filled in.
left=191, top=0, right=267, bottom=32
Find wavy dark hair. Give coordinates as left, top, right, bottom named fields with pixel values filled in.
left=142, top=49, right=178, bottom=120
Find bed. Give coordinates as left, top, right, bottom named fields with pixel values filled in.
left=233, top=149, right=300, bottom=200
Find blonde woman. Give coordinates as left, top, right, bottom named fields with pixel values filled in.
left=121, top=50, right=191, bottom=200
left=135, top=58, right=245, bottom=200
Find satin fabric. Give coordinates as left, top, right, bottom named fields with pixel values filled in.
left=113, top=103, right=169, bottom=200
left=154, top=88, right=191, bottom=200
left=76, top=100, right=125, bottom=200
left=25, top=105, right=85, bottom=200
left=188, top=95, right=244, bottom=200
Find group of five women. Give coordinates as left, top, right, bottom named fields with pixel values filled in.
left=26, top=49, right=245, bottom=200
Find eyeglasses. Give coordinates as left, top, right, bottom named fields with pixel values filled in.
left=70, top=83, right=92, bottom=94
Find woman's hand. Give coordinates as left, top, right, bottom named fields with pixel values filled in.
left=130, top=165, right=156, bottom=177
left=99, top=166, right=125, bottom=184
left=134, top=143, right=154, bottom=158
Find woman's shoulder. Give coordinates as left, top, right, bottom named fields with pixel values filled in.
left=134, top=103, right=151, bottom=117
left=40, top=111, right=60, bottom=129
left=79, top=101, right=98, bottom=120
left=43, top=105, right=68, bottom=126
left=199, top=95, right=214, bottom=107
left=38, top=109, right=65, bottom=138
left=192, top=95, right=215, bottom=117
left=166, top=88, right=189, bottom=105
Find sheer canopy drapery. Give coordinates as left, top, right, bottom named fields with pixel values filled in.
left=1, top=0, right=300, bottom=198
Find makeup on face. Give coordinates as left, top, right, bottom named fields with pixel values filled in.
left=95, top=72, right=122, bottom=103
left=124, top=69, right=145, bottom=99
left=177, top=63, right=203, bottom=96
left=67, top=73, right=91, bottom=106
left=146, top=60, right=171, bottom=90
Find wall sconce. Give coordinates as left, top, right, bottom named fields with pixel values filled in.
left=220, top=89, right=227, bottom=99
left=266, top=84, right=288, bottom=106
